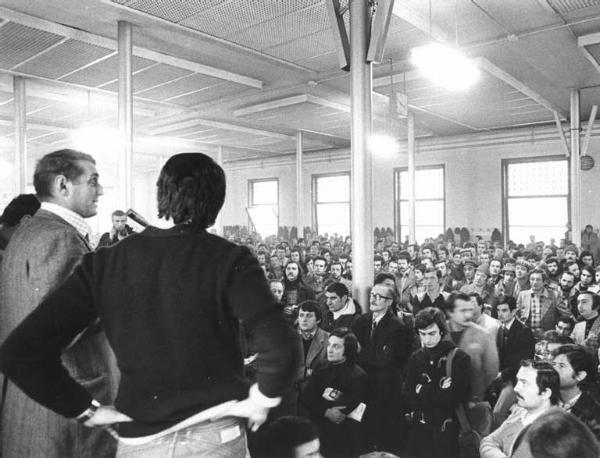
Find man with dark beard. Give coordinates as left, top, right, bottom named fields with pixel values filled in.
left=282, top=261, right=315, bottom=323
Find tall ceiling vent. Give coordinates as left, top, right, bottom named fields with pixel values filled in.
left=547, top=0, right=600, bottom=15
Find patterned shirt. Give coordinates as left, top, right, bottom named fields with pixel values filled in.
left=530, top=292, right=542, bottom=332
left=40, top=202, right=91, bottom=240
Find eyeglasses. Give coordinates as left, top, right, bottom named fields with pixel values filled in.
left=370, top=293, right=392, bottom=301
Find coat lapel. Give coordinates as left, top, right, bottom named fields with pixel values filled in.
left=306, top=328, right=326, bottom=367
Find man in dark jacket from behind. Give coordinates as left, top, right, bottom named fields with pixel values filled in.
left=0, top=153, right=299, bottom=457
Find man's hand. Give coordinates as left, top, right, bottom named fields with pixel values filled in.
left=83, top=405, right=133, bottom=428
left=324, top=406, right=346, bottom=424
left=223, top=398, right=270, bottom=432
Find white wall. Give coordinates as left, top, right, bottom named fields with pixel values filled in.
left=220, top=126, right=600, bottom=242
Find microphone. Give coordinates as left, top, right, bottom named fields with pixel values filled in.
left=125, top=209, right=149, bottom=228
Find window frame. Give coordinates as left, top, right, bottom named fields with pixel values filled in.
left=247, top=178, right=279, bottom=236
left=311, top=171, right=351, bottom=237
left=393, top=164, right=446, bottom=243
left=501, top=155, right=570, bottom=246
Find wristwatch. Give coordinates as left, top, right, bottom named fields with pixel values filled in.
left=76, top=399, right=101, bottom=423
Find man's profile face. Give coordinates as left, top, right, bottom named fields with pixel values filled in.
left=565, top=250, right=577, bottom=262
left=568, top=263, right=580, bottom=279
left=463, top=265, right=475, bottom=281
left=530, top=273, right=544, bottom=291
left=514, top=366, right=547, bottom=411
left=388, top=261, right=398, bottom=274
left=325, top=291, right=345, bottom=312
left=555, top=320, right=572, bottom=337
left=66, top=160, right=103, bottom=218
left=373, top=260, right=382, bottom=272
left=473, top=271, right=487, bottom=287
left=291, top=251, right=300, bottom=263
left=515, top=264, right=528, bottom=280
left=479, top=253, right=490, bottom=264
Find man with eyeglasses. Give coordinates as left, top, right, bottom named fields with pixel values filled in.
left=351, top=283, right=410, bottom=454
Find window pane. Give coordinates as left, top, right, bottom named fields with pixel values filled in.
left=248, top=204, right=278, bottom=238
left=399, top=168, right=444, bottom=200
left=508, top=197, right=568, bottom=227
left=252, top=180, right=278, bottom=205
left=509, top=226, right=565, bottom=245
left=507, top=160, right=568, bottom=197
left=416, top=200, right=444, bottom=226
left=316, top=175, right=350, bottom=203
left=316, top=203, right=350, bottom=236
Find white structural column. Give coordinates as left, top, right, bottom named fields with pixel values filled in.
left=14, top=76, right=26, bottom=194
left=118, top=21, right=133, bottom=209
left=407, top=111, right=416, bottom=244
left=296, top=131, right=304, bottom=239
left=350, top=0, right=373, bottom=312
left=570, top=89, right=581, bottom=247
left=215, top=146, right=224, bottom=236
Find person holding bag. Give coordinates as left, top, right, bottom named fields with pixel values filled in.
left=403, top=307, right=471, bottom=458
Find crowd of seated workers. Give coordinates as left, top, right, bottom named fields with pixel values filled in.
left=240, top=232, right=600, bottom=457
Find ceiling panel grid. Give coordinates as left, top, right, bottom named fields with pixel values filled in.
left=0, top=22, right=64, bottom=69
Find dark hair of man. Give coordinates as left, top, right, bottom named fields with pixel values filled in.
left=561, top=270, right=576, bottom=280
left=311, top=240, right=320, bottom=246
left=330, top=327, right=359, bottom=365
left=269, top=279, right=283, bottom=288
left=424, top=266, right=442, bottom=279
left=156, top=153, right=225, bottom=229
left=520, top=360, right=560, bottom=405
left=321, top=248, right=331, bottom=257
left=0, top=194, right=40, bottom=226
left=527, top=408, right=600, bottom=458
left=298, top=300, right=322, bottom=322
left=33, top=149, right=95, bottom=199
left=545, top=257, right=559, bottom=267
left=446, top=291, right=472, bottom=313
left=339, top=253, right=348, bottom=260
left=468, top=292, right=484, bottom=308
left=414, top=263, right=427, bottom=275
left=555, top=344, right=598, bottom=390
left=542, top=330, right=574, bottom=345
left=313, top=255, right=327, bottom=265
left=565, top=260, right=579, bottom=268
left=557, top=315, right=575, bottom=329
left=497, top=295, right=517, bottom=311
left=330, top=260, right=342, bottom=270
left=530, top=268, right=547, bottom=282
left=397, top=251, right=411, bottom=262
left=415, top=307, right=449, bottom=337
left=111, top=209, right=126, bottom=217
left=259, top=416, right=319, bottom=458
left=374, top=254, right=383, bottom=263
left=581, top=265, right=595, bottom=278
left=580, top=250, right=594, bottom=262
left=438, top=247, right=449, bottom=256
left=576, top=290, right=600, bottom=310
left=325, top=282, right=348, bottom=298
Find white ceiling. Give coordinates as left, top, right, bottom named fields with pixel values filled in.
left=1, top=0, right=600, bottom=163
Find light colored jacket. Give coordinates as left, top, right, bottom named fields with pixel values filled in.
left=0, top=210, right=118, bottom=458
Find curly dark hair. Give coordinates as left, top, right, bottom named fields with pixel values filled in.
left=156, top=153, right=225, bottom=229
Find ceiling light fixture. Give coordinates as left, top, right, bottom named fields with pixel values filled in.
left=410, top=42, right=480, bottom=91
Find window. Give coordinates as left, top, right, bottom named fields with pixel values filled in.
left=312, top=173, right=350, bottom=237
left=503, top=157, right=569, bottom=244
left=394, top=166, right=445, bottom=244
left=248, top=179, right=278, bottom=238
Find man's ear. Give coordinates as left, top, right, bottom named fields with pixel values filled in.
left=53, top=174, right=70, bottom=197
left=18, top=214, right=33, bottom=224
left=575, top=370, right=588, bottom=383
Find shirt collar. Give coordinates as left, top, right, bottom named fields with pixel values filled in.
left=332, top=298, right=355, bottom=320
left=503, top=317, right=516, bottom=330
left=299, top=328, right=317, bottom=340
left=40, top=202, right=92, bottom=240
left=560, top=393, right=582, bottom=412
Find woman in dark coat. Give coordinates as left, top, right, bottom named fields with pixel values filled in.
left=403, top=307, right=471, bottom=458
left=301, top=327, right=368, bottom=458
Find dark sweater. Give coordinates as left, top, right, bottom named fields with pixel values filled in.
left=0, top=225, right=299, bottom=437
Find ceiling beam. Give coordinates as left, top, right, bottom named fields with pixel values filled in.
left=391, top=1, right=447, bottom=42
left=476, top=57, right=569, bottom=120
left=148, top=117, right=293, bottom=140
left=234, top=94, right=350, bottom=117
left=0, top=6, right=263, bottom=89
left=372, top=70, right=421, bottom=88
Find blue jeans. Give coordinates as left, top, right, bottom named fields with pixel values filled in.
left=116, top=417, right=248, bottom=458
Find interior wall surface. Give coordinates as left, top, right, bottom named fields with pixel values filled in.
left=220, top=134, right=600, bottom=241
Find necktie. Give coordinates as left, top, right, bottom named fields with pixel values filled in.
left=502, top=325, right=509, bottom=350
left=370, top=318, right=377, bottom=342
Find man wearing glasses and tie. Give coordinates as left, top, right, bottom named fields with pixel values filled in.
left=351, top=283, right=410, bottom=455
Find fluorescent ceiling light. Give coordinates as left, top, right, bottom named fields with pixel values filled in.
left=71, top=126, right=123, bottom=156
left=411, top=43, right=480, bottom=91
